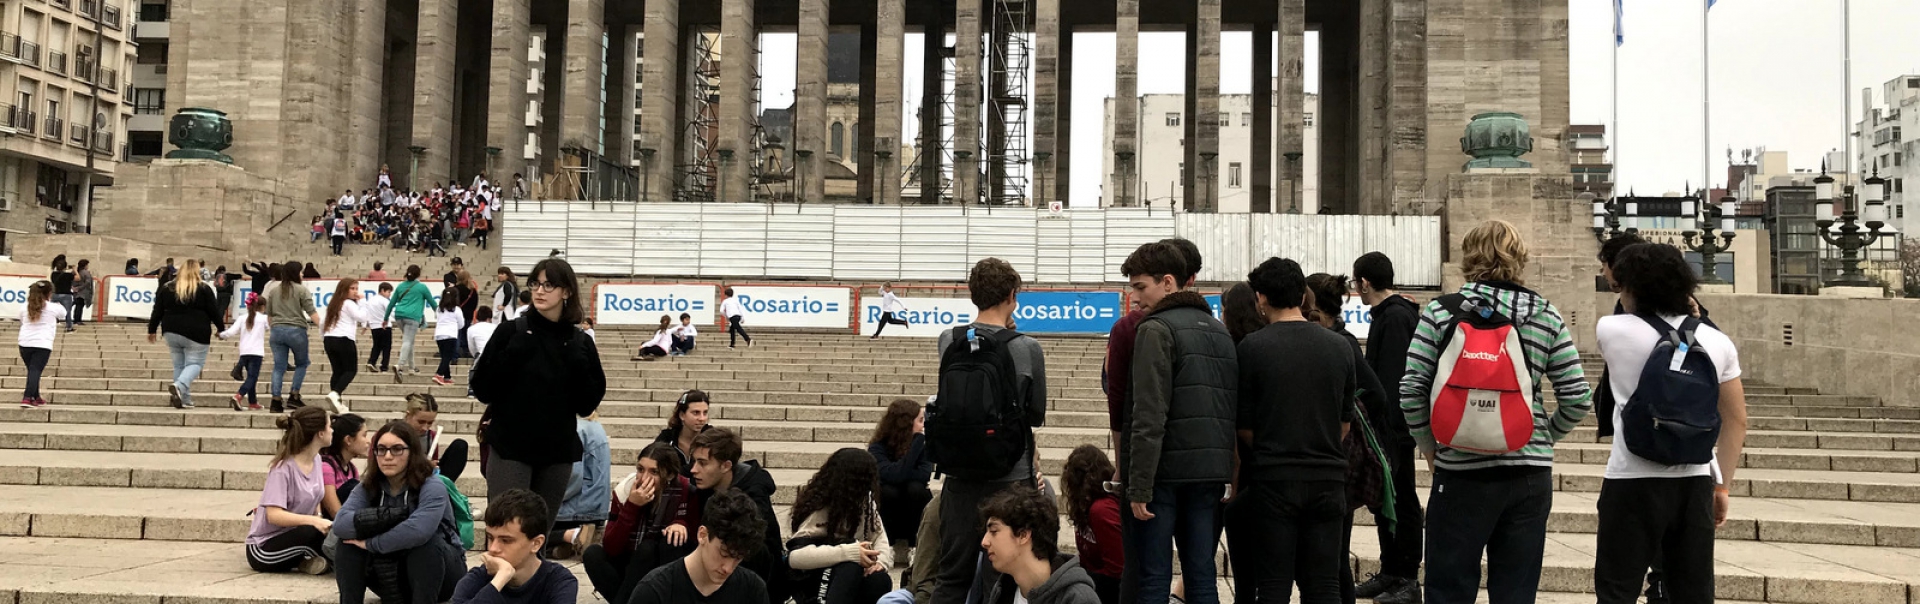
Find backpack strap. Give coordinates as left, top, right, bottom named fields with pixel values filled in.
left=1637, top=314, right=1700, bottom=350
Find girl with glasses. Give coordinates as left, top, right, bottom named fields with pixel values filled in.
left=332, top=421, right=467, bottom=604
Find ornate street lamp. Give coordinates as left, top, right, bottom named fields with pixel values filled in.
left=1815, top=168, right=1890, bottom=287
left=1590, top=191, right=1641, bottom=242
left=1683, top=195, right=1738, bottom=285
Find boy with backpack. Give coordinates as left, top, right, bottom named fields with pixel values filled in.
left=1398, top=220, right=1592, bottom=604
left=1592, top=242, right=1747, bottom=604
left=926, top=257, right=1048, bottom=604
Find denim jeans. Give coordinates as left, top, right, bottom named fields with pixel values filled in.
left=395, top=317, right=422, bottom=371
left=236, top=354, right=263, bottom=406
left=270, top=326, right=311, bottom=398
left=1424, top=469, right=1554, bottom=604
left=1121, top=483, right=1225, bottom=604
left=51, top=294, right=74, bottom=329
left=163, top=333, right=210, bottom=406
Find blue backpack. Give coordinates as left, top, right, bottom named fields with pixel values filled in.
left=1620, top=315, right=1722, bottom=465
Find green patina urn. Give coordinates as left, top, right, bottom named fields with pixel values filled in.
left=1460, top=111, right=1533, bottom=169
left=164, top=107, right=234, bottom=164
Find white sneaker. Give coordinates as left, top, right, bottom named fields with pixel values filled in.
left=326, top=391, right=350, bottom=414
left=296, top=555, right=330, bottom=575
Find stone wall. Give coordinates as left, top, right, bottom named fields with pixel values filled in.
left=1442, top=171, right=1604, bottom=351
left=1622, top=293, right=1918, bottom=407
left=86, top=160, right=294, bottom=262
left=10, top=234, right=228, bottom=274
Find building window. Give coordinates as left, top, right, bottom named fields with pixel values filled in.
left=132, top=88, right=162, bottom=115
left=136, top=42, right=166, bottom=65
left=139, top=2, right=168, bottom=21
left=1217, top=112, right=1230, bottom=127
left=1178, top=162, right=1185, bottom=183
left=1228, top=162, right=1242, bottom=188
left=1165, top=113, right=1180, bottom=127
left=829, top=122, right=843, bottom=157
left=1304, top=112, right=1315, bottom=127
left=37, top=162, right=69, bottom=210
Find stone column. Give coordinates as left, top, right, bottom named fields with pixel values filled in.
left=1110, top=0, right=1138, bottom=207
left=952, top=0, right=981, bottom=206
left=1183, top=24, right=1196, bottom=210
left=1250, top=20, right=1272, bottom=213
left=1033, top=0, right=1059, bottom=205
left=411, top=0, right=459, bottom=187
left=874, top=0, right=905, bottom=204
left=604, top=27, right=637, bottom=167
left=918, top=6, right=944, bottom=203
left=346, top=0, right=387, bottom=186
left=1195, top=0, right=1220, bottom=212
left=640, top=0, right=682, bottom=202
left=1388, top=0, right=1427, bottom=214
left=718, top=0, right=756, bottom=202
left=1358, top=0, right=1389, bottom=214
left=1055, top=29, right=1073, bottom=206
left=795, top=0, right=829, bottom=203
left=487, top=0, right=531, bottom=183
left=561, top=0, right=607, bottom=157
left=1278, top=0, right=1305, bottom=213
left=1319, top=0, right=1355, bottom=214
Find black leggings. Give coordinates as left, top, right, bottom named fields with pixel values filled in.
left=68, top=298, right=89, bottom=325
left=879, top=482, right=933, bottom=547
left=324, top=336, right=358, bottom=394
left=367, top=328, right=392, bottom=371
left=435, top=338, right=457, bottom=379
left=20, top=346, right=49, bottom=400
left=584, top=539, right=695, bottom=603
left=485, top=455, right=571, bottom=515
left=334, top=538, right=463, bottom=604
left=872, top=312, right=911, bottom=337
left=247, top=525, right=328, bottom=572
left=728, top=316, right=752, bottom=346
left=794, top=561, right=894, bottom=604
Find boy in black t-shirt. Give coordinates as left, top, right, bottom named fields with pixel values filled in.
left=628, top=489, right=771, bottom=604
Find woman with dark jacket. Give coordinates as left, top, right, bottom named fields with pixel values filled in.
left=49, top=255, right=75, bottom=330
left=70, top=259, right=94, bottom=329
left=866, top=399, right=932, bottom=569
left=245, top=261, right=275, bottom=297
left=471, top=257, right=606, bottom=515
left=652, top=389, right=711, bottom=467
left=332, top=422, right=465, bottom=604
left=147, top=260, right=225, bottom=409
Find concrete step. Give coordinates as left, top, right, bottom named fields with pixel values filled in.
left=1554, top=442, right=1920, bottom=474
left=1562, top=428, right=1920, bottom=452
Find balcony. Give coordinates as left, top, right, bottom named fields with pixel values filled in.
left=46, top=51, right=66, bottom=75
left=74, top=58, right=95, bottom=83
left=1, top=36, right=45, bottom=68
left=51, top=0, right=71, bottom=10
left=93, top=130, right=114, bottom=154
left=79, top=0, right=97, bottom=19
left=103, top=4, right=122, bottom=29
left=43, top=117, right=64, bottom=140
left=101, top=68, right=119, bottom=92
left=15, top=110, right=36, bottom=135
left=0, top=104, right=15, bottom=133
left=70, top=123, right=88, bottom=145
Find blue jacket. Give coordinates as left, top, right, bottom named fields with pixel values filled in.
left=333, top=475, right=464, bottom=554
left=558, top=418, right=612, bottom=523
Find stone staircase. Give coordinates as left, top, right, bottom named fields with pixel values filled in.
left=268, top=213, right=502, bottom=283
left=0, top=324, right=1916, bottom=603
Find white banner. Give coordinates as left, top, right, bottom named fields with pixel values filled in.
left=226, top=280, right=449, bottom=325
left=104, top=275, right=159, bottom=319
left=594, top=283, right=716, bottom=326
left=859, top=296, right=979, bottom=338
left=0, top=275, right=49, bottom=320
left=728, top=286, right=853, bottom=329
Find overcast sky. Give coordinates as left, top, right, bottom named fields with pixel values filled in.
left=758, top=0, right=1920, bottom=206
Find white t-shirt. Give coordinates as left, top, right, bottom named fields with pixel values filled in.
left=17, top=303, right=65, bottom=349
left=322, top=300, right=363, bottom=340
left=881, top=291, right=907, bottom=313
left=467, top=322, right=498, bottom=360
left=1596, top=313, right=1742, bottom=480
left=721, top=297, right=745, bottom=319
left=673, top=322, right=698, bottom=339
left=360, top=294, right=391, bottom=329
left=220, top=314, right=270, bottom=357
left=434, top=309, right=466, bottom=340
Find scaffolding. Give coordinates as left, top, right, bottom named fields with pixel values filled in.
left=935, top=38, right=958, bottom=204
left=677, top=29, right=721, bottom=202
left=986, top=0, right=1031, bottom=206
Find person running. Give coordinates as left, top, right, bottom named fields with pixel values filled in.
left=1400, top=220, right=1592, bottom=604
left=403, top=392, right=470, bottom=481
left=655, top=389, right=712, bottom=467
left=265, top=261, right=321, bottom=413
left=868, top=399, right=933, bottom=570
left=320, top=413, right=370, bottom=517
left=551, top=413, right=612, bottom=559
left=583, top=442, right=699, bottom=604
left=1116, top=242, right=1234, bottom=604
left=670, top=313, right=698, bottom=356
left=49, top=255, right=76, bottom=330
left=432, top=293, right=466, bottom=386
left=70, top=259, right=93, bottom=330
left=978, top=485, right=1103, bottom=604
left=364, top=283, right=393, bottom=373
left=453, top=489, right=581, bottom=604
left=471, top=258, right=607, bottom=514
left=384, top=265, right=435, bottom=380
left=636, top=315, right=674, bottom=361
left=246, top=406, right=334, bottom=574
left=220, top=296, right=271, bottom=411
left=787, top=448, right=894, bottom=604
left=17, top=280, right=62, bottom=409
left=148, top=259, right=225, bottom=410
left=321, top=279, right=366, bottom=414
left=625, top=489, right=771, bottom=604
left=334, top=421, right=468, bottom=604
left=1060, top=445, right=1123, bottom=604
left=870, top=283, right=911, bottom=339
left=689, top=427, right=788, bottom=602
left=1350, top=251, right=1425, bottom=604
left=1591, top=243, right=1749, bottom=604
left=721, top=287, right=752, bottom=348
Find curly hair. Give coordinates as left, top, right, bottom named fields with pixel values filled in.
left=1461, top=220, right=1530, bottom=284
left=1060, top=445, right=1116, bottom=533
left=979, top=485, right=1061, bottom=560
left=869, top=399, right=920, bottom=459
left=1612, top=243, right=1697, bottom=317
left=790, top=448, right=880, bottom=540
left=967, top=258, right=1022, bottom=309
left=1305, top=273, right=1349, bottom=326
left=702, top=489, right=767, bottom=561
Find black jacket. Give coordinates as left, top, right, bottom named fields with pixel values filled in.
left=1123, top=291, right=1238, bottom=502
left=147, top=282, right=225, bottom=345
left=245, top=262, right=271, bottom=295
left=471, top=313, right=606, bottom=465
left=652, top=425, right=709, bottom=468
left=870, top=433, right=934, bottom=488
left=698, top=460, right=786, bottom=594
left=1364, top=294, right=1421, bottom=437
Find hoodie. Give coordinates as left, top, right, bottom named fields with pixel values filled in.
left=1398, top=281, right=1592, bottom=474
left=1364, top=294, right=1422, bottom=437
left=983, top=554, right=1103, bottom=604
left=698, top=459, right=785, bottom=585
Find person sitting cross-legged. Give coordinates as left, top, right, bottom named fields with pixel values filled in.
left=332, top=421, right=466, bottom=604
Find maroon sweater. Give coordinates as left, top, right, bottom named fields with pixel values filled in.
left=1104, top=309, right=1147, bottom=433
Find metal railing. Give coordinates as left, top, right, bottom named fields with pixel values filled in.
left=79, top=0, right=96, bottom=18
left=15, top=110, right=36, bottom=135
left=14, top=39, right=40, bottom=68
left=74, top=58, right=94, bottom=82
left=46, top=50, right=66, bottom=75
left=44, top=117, right=63, bottom=140
left=101, top=68, right=119, bottom=92
left=93, top=130, right=114, bottom=154
left=0, top=104, right=16, bottom=132
left=70, top=123, right=88, bottom=145
left=51, top=0, right=71, bottom=9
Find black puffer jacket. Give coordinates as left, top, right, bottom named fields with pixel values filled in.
left=1122, top=291, right=1238, bottom=503
left=471, top=313, right=606, bottom=466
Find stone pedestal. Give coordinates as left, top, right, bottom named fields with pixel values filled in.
left=1820, top=286, right=1885, bottom=299
left=1443, top=172, right=1602, bottom=351
left=83, top=160, right=292, bottom=261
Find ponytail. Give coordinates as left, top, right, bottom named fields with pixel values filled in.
left=25, top=281, right=50, bottom=322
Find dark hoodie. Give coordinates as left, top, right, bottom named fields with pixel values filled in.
left=1122, top=290, right=1238, bottom=503
left=698, top=459, right=786, bottom=594
left=1364, top=294, right=1422, bottom=436
left=984, top=554, right=1102, bottom=604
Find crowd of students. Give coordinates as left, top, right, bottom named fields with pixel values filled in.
left=311, top=170, right=521, bottom=256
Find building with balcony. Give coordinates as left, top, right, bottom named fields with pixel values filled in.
left=0, top=0, right=134, bottom=247
left=1857, top=75, right=1919, bottom=236
left=1566, top=124, right=1611, bottom=198
left=125, top=0, right=162, bottom=159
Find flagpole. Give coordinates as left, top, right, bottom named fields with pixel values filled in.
left=1702, top=0, right=1711, bottom=225
left=1612, top=1, right=1620, bottom=203
left=1843, top=0, right=1852, bottom=212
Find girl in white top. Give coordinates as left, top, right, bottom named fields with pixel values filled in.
left=219, top=296, right=272, bottom=411
left=636, top=315, right=673, bottom=361
left=319, top=280, right=366, bottom=414
left=431, top=295, right=466, bottom=385
left=18, top=281, right=64, bottom=408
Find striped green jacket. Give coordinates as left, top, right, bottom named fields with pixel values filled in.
left=1398, top=281, right=1593, bottom=472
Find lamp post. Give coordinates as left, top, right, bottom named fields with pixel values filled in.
left=1815, top=168, right=1890, bottom=287
left=1683, top=195, right=1738, bottom=285
left=717, top=149, right=735, bottom=204
left=638, top=148, right=656, bottom=203
left=1589, top=192, right=1642, bottom=242
left=407, top=145, right=427, bottom=192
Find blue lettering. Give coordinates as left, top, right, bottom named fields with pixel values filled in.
left=601, top=293, right=695, bottom=313
left=113, top=286, right=155, bottom=304
left=739, top=294, right=830, bottom=315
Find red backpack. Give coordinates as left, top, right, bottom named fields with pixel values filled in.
left=1426, top=294, right=1535, bottom=455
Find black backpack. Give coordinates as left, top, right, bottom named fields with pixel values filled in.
left=1620, top=315, right=1722, bottom=465
left=926, top=326, right=1029, bottom=480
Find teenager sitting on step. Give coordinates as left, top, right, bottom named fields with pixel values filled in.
left=247, top=406, right=335, bottom=575
left=321, top=413, right=371, bottom=518
left=582, top=442, right=700, bottom=604
left=402, top=392, right=469, bottom=481
left=333, top=421, right=466, bottom=604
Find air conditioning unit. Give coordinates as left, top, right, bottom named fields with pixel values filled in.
left=0, top=195, right=13, bottom=211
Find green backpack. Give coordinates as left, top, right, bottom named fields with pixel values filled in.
left=438, top=474, right=475, bottom=549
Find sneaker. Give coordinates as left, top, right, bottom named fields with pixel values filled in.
left=230, top=394, right=245, bottom=412
left=19, top=398, right=36, bottom=409
left=248, top=402, right=264, bottom=411
left=295, top=555, right=331, bottom=575
left=270, top=397, right=285, bottom=413
left=167, top=384, right=184, bottom=409
left=1375, top=579, right=1422, bottom=604
left=325, top=391, right=350, bottom=414
left=393, top=368, right=405, bottom=384
left=366, top=364, right=378, bottom=372
left=1356, top=574, right=1397, bottom=599
left=432, top=375, right=451, bottom=386
left=287, top=393, right=306, bottom=410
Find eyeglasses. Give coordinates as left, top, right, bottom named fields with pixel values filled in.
left=528, top=280, right=562, bottom=293
left=373, top=446, right=411, bottom=457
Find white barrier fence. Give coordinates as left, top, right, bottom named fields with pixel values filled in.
left=501, top=203, right=1443, bottom=287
